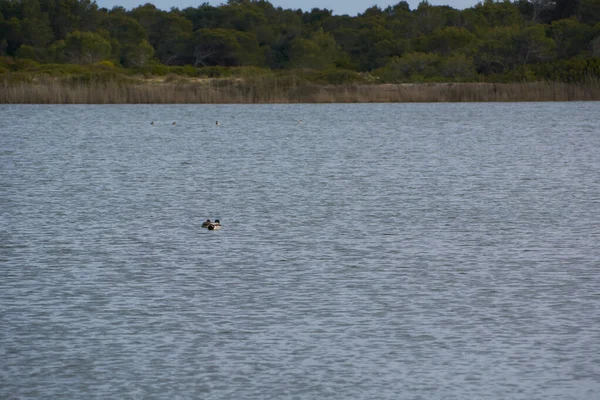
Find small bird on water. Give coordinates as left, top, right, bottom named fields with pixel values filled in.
left=216, top=121, right=220, bottom=126
left=208, top=221, right=221, bottom=230
left=172, top=121, right=176, bottom=125
left=202, top=219, right=222, bottom=230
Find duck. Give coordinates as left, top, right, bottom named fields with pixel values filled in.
left=207, top=223, right=221, bottom=230
left=202, top=219, right=222, bottom=230
left=151, top=121, right=155, bottom=125
left=216, top=121, right=220, bottom=126
left=207, top=219, right=221, bottom=230
left=172, top=121, right=176, bottom=125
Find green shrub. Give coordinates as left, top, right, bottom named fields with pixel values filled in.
left=37, top=63, right=90, bottom=75
left=96, top=60, right=116, bottom=69
left=181, top=65, right=197, bottom=76
left=13, top=58, right=41, bottom=71
left=165, top=65, right=198, bottom=76
left=373, top=53, right=442, bottom=83
left=529, top=57, right=600, bottom=81
left=144, top=61, right=169, bottom=76
left=0, top=56, right=13, bottom=71
left=16, top=45, right=38, bottom=61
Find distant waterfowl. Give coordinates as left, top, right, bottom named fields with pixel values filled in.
left=203, top=219, right=221, bottom=230
left=298, top=120, right=303, bottom=124
left=216, top=121, right=220, bottom=125
left=207, top=223, right=221, bottom=230
left=172, top=121, right=176, bottom=125
left=151, top=121, right=155, bottom=125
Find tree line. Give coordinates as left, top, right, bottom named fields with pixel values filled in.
left=1, top=0, right=599, bottom=82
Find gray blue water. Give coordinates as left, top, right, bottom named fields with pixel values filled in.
left=1, top=102, right=599, bottom=399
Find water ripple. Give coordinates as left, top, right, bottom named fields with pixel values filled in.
left=1, top=103, right=599, bottom=399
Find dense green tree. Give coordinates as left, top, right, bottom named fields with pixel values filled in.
left=107, top=6, right=127, bottom=16
left=0, top=10, right=6, bottom=56
left=475, top=25, right=518, bottom=74
left=577, top=0, right=600, bottom=25
left=129, top=3, right=160, bottom=30
left=514, top=0, right=557, bottom=23
left=515, top=25, right=556, bottom=65
left=375, top=52, right=441, bottom=81
left=100, top=13, right=147, bottom=63
left=439, top=54, right=477, bottom=79
left=0, top=0, right=596, bottom=82
left=123, top=38, right=153, bottom=66
left=383, top=1, right=410, bottom=15
left=259, top=8, right=305, bottom=69
left=355, top=22, right=397, bottom=70
left=385, top=4, right=416, bottom=39
left=21, top=17, right=54, bottom=49
left=517, top=0, right=579, bottom=22
left=465, top=0, right=522, bottom=32
left=101, top=14, right=146, bottom=46
left=287, top=30, right=339, bottom=69
left=129, top=6, right=192, bottom=64
left=592, top=36, right=600, bottom=57
left=418, top=26, right=478, bottom=56
left=1, top=17, right=24, bottom=55
left=7, top=16, right=54, bottom=60
left=57, top=30, right=111, bottom=64
left=188, top=28, right=262, bottom=66
left=0, top=38, right=8, bottom=56
left=16, top=43, right=35, bottom=58
left=476, top=24, right=555, bottom=72
left=221, top=0, right=268, bottom=32
left=549, top=18, right=595, bottom=58
left=181, top=3, right=224, bottom=30
left=43, top=0, right=102, bottom=40
left=302, top=7, right=332, bottom=29
left=413, top=1, right=449, bottom=35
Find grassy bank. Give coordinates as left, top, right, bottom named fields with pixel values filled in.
left=1, top=75, right=599, bottom=103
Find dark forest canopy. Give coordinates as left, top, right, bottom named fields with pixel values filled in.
left=1, top=0, right=599, bottom=82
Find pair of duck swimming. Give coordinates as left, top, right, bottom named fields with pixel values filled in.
left=151, top=121, right=220, bottom=125
left=202, top=219, right=221, bottom=230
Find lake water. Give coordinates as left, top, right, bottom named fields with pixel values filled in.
left=1, top=102, right=599, bottom=399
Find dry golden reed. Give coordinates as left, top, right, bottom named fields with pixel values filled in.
left=1, top=78, right=599, bottom=104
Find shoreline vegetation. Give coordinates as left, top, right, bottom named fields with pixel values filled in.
left=2, top=67, right=599, bottom=103
left=2, top=78, right=599, bottom=104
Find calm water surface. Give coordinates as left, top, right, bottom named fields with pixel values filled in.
left=1, top=103, right=599, bottom=399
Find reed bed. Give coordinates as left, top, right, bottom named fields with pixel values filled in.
left=1, top=77, right=599, bottom=103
